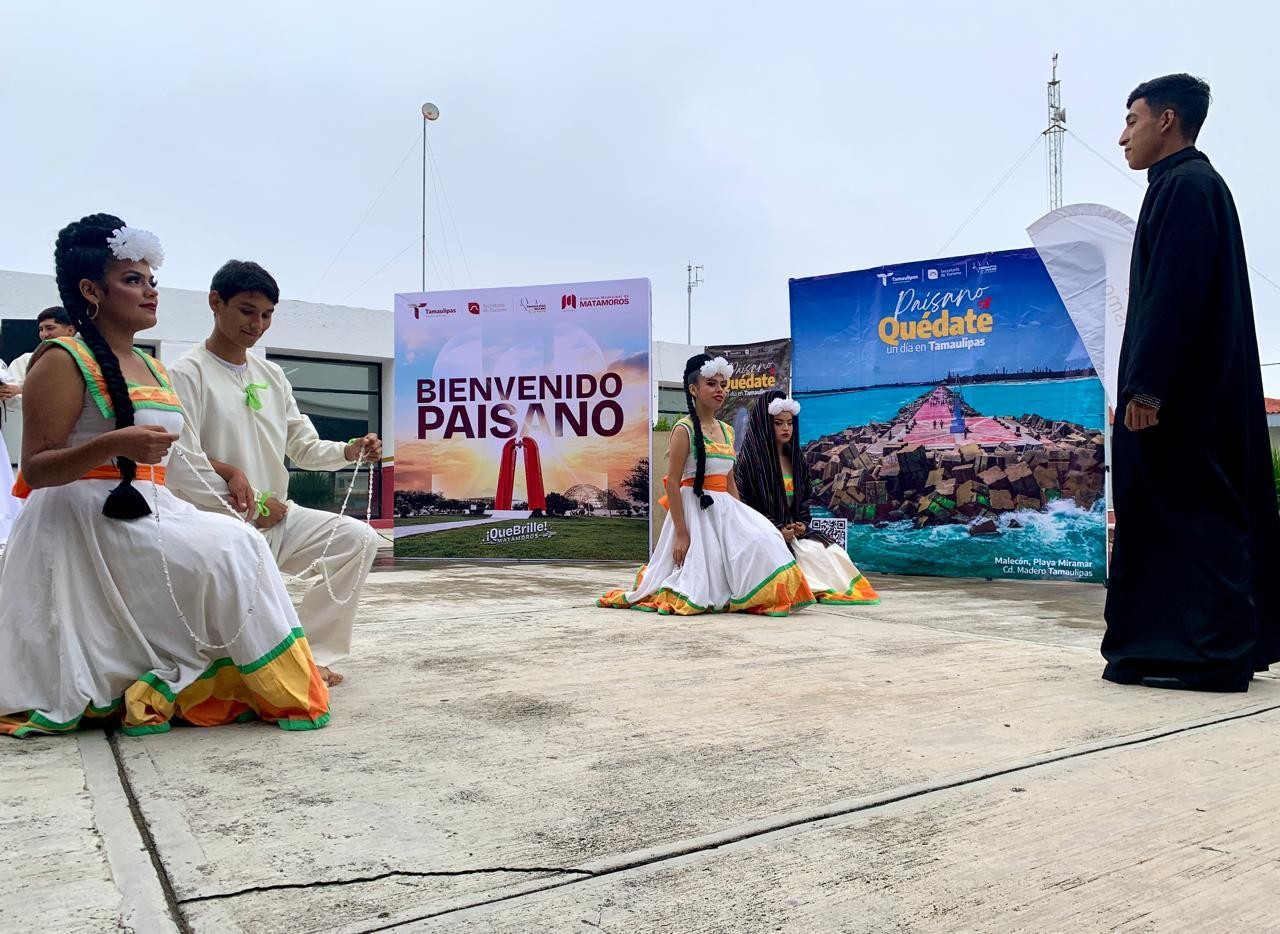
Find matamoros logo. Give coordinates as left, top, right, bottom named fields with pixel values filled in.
left=561, top=291, right=631, bottom=310
left=408, top=301, right=457, bottom=319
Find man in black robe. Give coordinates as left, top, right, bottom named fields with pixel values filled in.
left=1103, top=73, right=1280, bottom=691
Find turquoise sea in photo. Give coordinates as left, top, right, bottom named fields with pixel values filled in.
left=799, top=377, right=1105, bottom=443
left=803, top=377, right=1106, bottom=582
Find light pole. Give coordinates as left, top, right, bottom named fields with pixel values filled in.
left=421, top=102, right=440, bottom=292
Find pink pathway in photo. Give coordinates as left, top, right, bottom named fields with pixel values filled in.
left=899, top=388, right=1027, bottom=449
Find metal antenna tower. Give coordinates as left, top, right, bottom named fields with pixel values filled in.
left=1045, top=53, right=1066, bottom=211
left=686, top=262, right=703, bottom=344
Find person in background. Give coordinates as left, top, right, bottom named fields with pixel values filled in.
left=2, top=307, right=77, bottom=465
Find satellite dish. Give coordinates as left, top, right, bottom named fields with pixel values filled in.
left=421, top=102, right=440, bottom=121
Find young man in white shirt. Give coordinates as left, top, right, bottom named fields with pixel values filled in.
left=167, top=261, right=381, bottom=686
left=2, top=307, right=77, bottom=465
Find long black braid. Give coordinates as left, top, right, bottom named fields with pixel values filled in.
left=54, top=213, right=150, bottom=520
left=682, top=354, right=715, bottom=510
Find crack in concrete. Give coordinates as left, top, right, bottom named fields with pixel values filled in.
left=354, top=699, right=1280, bottom=931
left=177, top=867, right=596, bottom=905
left=96, top=581, right=1275, bottom=933
left=106, top=731, right=192, bottom=934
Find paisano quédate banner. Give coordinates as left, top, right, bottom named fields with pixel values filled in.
left=393, top=278, right=651, bottom=560
left=704, top=337, right=792, bottom=451
left=789, top=247, right=1106, bottom=583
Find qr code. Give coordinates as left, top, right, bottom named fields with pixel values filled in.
left=809, top=517, right=848, bottom=551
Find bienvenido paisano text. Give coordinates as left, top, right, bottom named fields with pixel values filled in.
left=417, top=373, right=625, bottom=439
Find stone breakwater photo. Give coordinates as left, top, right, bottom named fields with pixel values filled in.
left=804, top=386, right=1105, bottom=537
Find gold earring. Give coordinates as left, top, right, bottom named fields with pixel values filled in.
left=87, top=301, right=99, bottom=321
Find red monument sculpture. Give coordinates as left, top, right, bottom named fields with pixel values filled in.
left=494, top=437, right=547, bottom=512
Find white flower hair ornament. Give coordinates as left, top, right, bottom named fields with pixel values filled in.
left=768, top=397, right=801, bottom=417
left=106, top=227, right=165, bottom=269
left=699, top=356, right=734, bottom=380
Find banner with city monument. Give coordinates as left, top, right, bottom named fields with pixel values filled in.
left=393, top=278, right=651, bottom=559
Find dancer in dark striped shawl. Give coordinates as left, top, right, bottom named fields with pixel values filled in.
left=736, top=390, right=880, bottom=605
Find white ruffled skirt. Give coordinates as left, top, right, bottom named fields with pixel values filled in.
left=599, top=487, right=815, bottom=616
left=0, top=479, right=329, bottom=737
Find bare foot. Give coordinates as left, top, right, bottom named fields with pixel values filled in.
left=318, top=666, right=345, bottom=687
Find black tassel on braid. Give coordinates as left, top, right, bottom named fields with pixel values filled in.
left=54, top=213, right=150, bottom=520
left=683, top=354, right=715, bottom=510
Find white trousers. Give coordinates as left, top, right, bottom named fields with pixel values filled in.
left=263, top=505, right=378, bottom=667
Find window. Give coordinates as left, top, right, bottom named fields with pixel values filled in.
left=268, top=354, right=383, bottom=519
left=658, top=385, right=689, bottom=422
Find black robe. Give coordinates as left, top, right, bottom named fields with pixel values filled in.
left=1103, top=147, right=1280, bottom=690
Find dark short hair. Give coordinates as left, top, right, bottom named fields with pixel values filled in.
left=211, top=259, right=280, bottom=305
left=1127, top=74, right=1211, bottom=141
left=37, top=306, right=72, bottom=326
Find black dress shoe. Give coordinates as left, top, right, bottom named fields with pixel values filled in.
left=1141, top=674, right=1249, bottom=693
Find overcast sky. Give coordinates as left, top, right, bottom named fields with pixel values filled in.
left=3, top=0, right=1277, bottom=392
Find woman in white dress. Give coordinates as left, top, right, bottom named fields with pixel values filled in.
left=0, top=214, right=330, bottom=737
left=735, top=390, right=880, bottom=605
left=599, top=354, right=814, bottom=616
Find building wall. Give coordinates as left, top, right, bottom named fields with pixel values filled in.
left=0, top=268, right=395, bottom=521
left=652, top=340, right=703, bottom=425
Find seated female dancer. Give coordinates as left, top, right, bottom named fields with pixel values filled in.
left=0, top=214, right=330, bottom=737
left=735, top=390, right=880, bottom=605
left=598, top=354, right=814, bottom=616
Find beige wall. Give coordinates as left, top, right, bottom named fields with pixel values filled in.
left=649, top=429, right=671, bottom=552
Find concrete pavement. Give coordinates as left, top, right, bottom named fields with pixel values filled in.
left=3, top=563, right=1277, bottom=932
